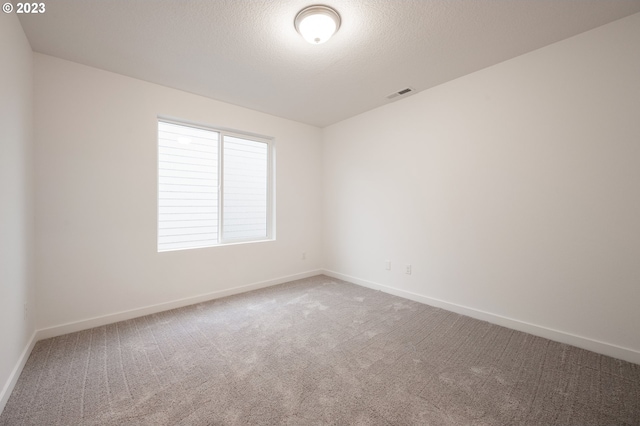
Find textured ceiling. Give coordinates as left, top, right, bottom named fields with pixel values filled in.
left=18, top=1, right=640, bottom=127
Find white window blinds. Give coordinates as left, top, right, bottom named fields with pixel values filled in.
left=158, top=122, right=219, bottom=251
left=223, top=136, right=268, bottom=241
left=157, top=120, right=272, bottom=252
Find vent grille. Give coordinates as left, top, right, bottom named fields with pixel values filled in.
left=387, top=87, right=414, bottom=100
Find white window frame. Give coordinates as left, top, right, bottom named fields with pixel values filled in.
left=157, top=117, right=275, bottom=252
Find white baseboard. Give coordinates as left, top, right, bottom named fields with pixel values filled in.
left=36, top=269, right=323, bottom=340
left=0, top=330, right=37, bottom=415
left=322, top=269, right=640, bottom=365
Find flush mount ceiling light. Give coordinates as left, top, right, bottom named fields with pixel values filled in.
left=294, top=5, right=341, bottom=44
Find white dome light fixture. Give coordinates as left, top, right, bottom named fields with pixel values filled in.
left=295, top=5, right=341, bottom=45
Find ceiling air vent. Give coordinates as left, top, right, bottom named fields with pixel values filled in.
left=387, top=87, right=414, bottom=100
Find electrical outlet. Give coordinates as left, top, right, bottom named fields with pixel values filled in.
left=302, top=252, right=306, bottom=260
left=405, top=264, right=412, bottom=275
left=385, top=260, right=391, bottom=271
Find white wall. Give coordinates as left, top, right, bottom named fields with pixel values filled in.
left=323, top=13, right=640, bottom=362
left=34, top=54, right=323, bottom=331
left=0, top=14, right=36, bottom=410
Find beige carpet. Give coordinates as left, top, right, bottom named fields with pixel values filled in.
left=1, top=275, right=639, bottom=425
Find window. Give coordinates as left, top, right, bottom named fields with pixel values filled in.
left=157, top=119, right=273, bottom=251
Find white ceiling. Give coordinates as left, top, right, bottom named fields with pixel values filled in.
left=18, top=1, right=640, bottom=127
